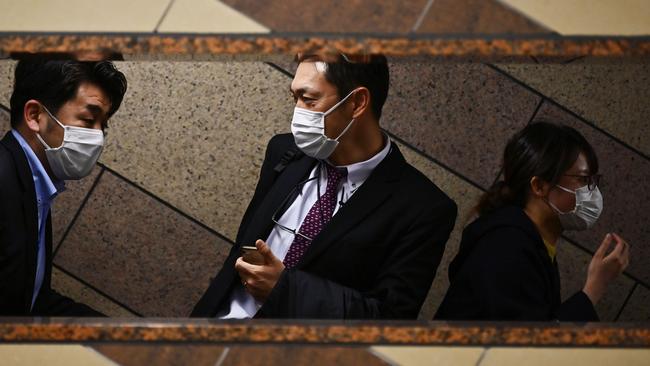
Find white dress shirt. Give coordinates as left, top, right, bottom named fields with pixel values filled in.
left=219, top=136, right=392, bottom=319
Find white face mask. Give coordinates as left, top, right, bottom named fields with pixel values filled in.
left=35, top=106, right=104, bottom=180
left=548, top=184, right=603, bottom=231
left=291, top=89, right=356, bottom=160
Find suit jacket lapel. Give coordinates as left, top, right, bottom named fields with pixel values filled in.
left=192, top=152, right=317, bottom=316
left=1, top=132, right=39, bottom=310
left=240, top=154, right=317, bottom=246
left=296, top=144, right=406, bottom=269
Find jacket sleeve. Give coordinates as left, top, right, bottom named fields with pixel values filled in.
left=257, top=198, right=457, bottom=319
left=32, top=287, right=105, bottom=317
left=461, top=228, right=598, bottom=321
left=235, top=135, right=291, bottom=244
left=0, top=175, right=25, bottom=315
left=557, top=291, right=598, bottom=322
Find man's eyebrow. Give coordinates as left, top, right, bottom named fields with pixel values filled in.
left=290, top=85, right=318, bottom=96
left=85, top=104, right=106, bottom=117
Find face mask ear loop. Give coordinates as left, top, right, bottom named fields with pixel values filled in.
left=334, top=118, right=356, bottom=141
left=323, top=89, right=358, bottom=117
left=35, top=133, right=52, bottom=150
left=555, top=184, right=577, bottom=194
left=324, top=89, right=359, bottom=143
left=546, top=184, right=578, bottom=215
left=42, top=105, right=66, bottom=130
left=36, top=104, right=67, bottom=150
left=546, top=197, right=571, bottom=215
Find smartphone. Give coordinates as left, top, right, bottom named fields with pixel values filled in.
left=240, top=245, right=265, bottom=265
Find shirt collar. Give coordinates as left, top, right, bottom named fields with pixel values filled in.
left=331, top=133, right=391, bottom=187
left=11, top=129, right=64, bottom=202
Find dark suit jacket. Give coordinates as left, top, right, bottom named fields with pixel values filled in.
left=0, top=131, right=102, bottom=316
left=192, top=133, right=457, bottom=319
left=434, top=206, right=598, bottom=322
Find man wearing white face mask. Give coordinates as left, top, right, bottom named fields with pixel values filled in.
left=0, top=58, right=127, bottom=316
left=435, top=122, right=630, bottom=321
left=193, top=53, right=458, bottom=319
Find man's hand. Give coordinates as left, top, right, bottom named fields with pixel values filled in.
left=235, top=239, right=285, bottom=302
left=583, top=233, right=630, bottom=305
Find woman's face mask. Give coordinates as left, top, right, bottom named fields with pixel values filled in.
left=35, top=105, right=104, bottom=181
left=547, top=184, right=604, bottom=231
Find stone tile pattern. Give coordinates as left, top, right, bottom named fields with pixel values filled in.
left=221, top=0, right=429, bottom=33
left=51, top=168, right=101, bottom=249
left=498, top=63, right=650, bottom=157
left=480, top=347, right=650, bottom=366
left=618, top=284, right=650, bottom=321
left=51, top=268, right=136, bottom=317
left=222, top=0, right=549, bottom=34
left=500, top=0, right=650, bottom=36
left=382, top=62, right=541, bottom=189
left=372, top=346, right=486, bottom=366
left=156, top=0, right=270, bottom=34
left=398, top=143, right=484, bottom=320
left=3, top=321, right=649, bottom=346
left=416, top=0, right=550, bottom=34
left=0, top=107, right=9, bottom=135
left=100, top=62, right=293, bottom=241
left=221, top=346, right=389, bottom=366
left=54, top=171, right=232, bottom=317
left=0, top=0, right=170, bottom=32
left=93, top=344, right=226, bottom=366
left=0, top=60, right=16, bottom=107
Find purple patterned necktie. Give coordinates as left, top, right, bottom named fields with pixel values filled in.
left=283, top=164, right=347, bottom=268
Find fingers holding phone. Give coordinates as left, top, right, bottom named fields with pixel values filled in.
left=241, top=245, right=265, bottom=265
left=235, top=239, right=286, bottom=302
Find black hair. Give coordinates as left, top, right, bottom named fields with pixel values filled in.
left=296, top=53, right=389, bottom=120
left=477, top=121, right=599, bottom=216
left=10, top=59, right=127, bottom=128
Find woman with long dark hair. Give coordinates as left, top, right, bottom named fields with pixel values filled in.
left=435, top=122, right=629, bottom=321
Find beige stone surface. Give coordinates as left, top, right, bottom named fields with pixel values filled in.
left=0, top=108, right=9, bottom=134
left=51, top=268, right=137, bottom=317
left=371, top=346, right=485, bottom=366
left=618, top=283, right=650, bottom=321
left=397, top=142, right=484, bottom=320
left=0, top=345, right=117, bottom=366
left=481, top=347, right=650, bottom=366
left=55, top=171, right=234, bottom=317
left=51, top=168, right=102, bottom=249
left=0, top=60, right=16, bottom=108
left=497, top=63, right=650, bottom=156
left=0, top=0, right=169, bottom=32
left=500, top=0, right=650, bottom=35
left=100, top=61, right=292, bottom=241
left=158, top=0, right=270, bottom=33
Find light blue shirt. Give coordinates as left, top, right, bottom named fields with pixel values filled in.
left=11, top=130, right=65, bottom=310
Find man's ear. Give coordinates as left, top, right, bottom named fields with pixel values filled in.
left=350, top=87, right=370, bottom=119
left=23, top=100, right=43, bottom=133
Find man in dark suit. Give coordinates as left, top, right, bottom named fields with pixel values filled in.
left=0, top=59, right=127, bottom=316
left=192, top=53, right=457, bottom=319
